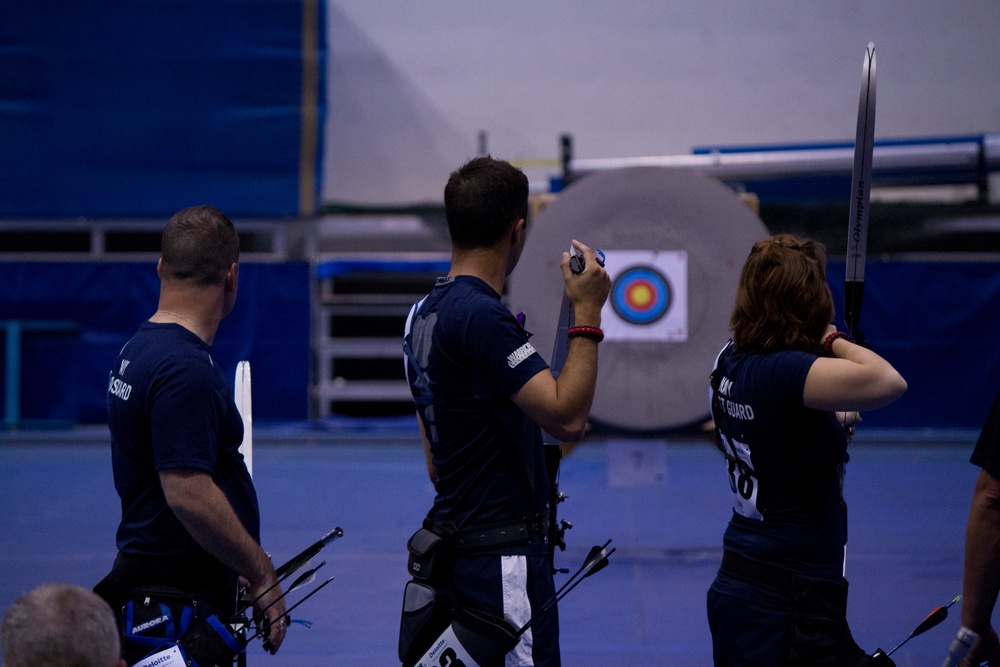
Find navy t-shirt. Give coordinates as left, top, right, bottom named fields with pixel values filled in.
left=972, top=387, right=1000, bottom=480
left=710, top=342, right=849, bottom=588
left=404, top=276, right=551, bottom=535
left=107, top=322, right=259, bottom=565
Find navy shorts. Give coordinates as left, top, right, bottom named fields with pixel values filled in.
left=707, top=587, right=785, bottom=666
left=450, top=552, right=560, bottom=667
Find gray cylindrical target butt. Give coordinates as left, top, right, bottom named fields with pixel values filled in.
left=510, top=167, right=769, bottom=433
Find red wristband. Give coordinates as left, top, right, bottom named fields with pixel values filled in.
left=822, top=331, right=852, bottom=356
left=568, top=326, right=605, bottom=343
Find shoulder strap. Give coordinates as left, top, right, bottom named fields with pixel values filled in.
left=709, top=341, right=739, bottom=462
left=403, top=299, right=434, bottom=407
left=402, top=338, right=433, bottom=406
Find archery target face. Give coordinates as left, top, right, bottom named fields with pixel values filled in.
left=603, top=250, right=688, bottom=341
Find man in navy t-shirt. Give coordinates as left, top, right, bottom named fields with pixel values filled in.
left=95, top=206, right=287, bottom=661
left=403, top=156, right=610, bottom=666
left=959, top=389, right=1000, bottom=665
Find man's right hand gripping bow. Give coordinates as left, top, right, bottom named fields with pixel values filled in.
left=562, top=240, right=610, bottom=323
left=514, top=239, right=610, bottom=443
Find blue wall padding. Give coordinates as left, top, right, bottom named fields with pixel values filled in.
left=0, top=262, right=310, bottom=423
left=0, top=0, right=317, bottom=218
left=826, top=259, right=1000, bottom=430
left=315, top=259, right=451, bottom=278
left=1, top=260, right=998, bottom=430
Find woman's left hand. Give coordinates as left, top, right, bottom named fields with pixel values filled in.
left=836, top=411, right=861, bottom=441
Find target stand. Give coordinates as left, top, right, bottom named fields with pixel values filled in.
left=511, top=167, right=769, bottom=433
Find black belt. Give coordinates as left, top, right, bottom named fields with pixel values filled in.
left=719, top=549, right=797, bottom=597
left=100, top=553, right=237, bottom=610
left=451, top=517, right=546, bottom=555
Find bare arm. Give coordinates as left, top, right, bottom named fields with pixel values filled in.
left=160, top=468, right=287, bottom=652
left=515, top=336, right=600, bottom=442
left=802, top=327, right=907, bottom=412
left=416, top=412, right=438, bottom=483
left=960, top=469, right=1000, bottom=665
left=513, top=241, right=610, bottom=442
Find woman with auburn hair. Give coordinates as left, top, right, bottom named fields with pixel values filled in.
left=706, top=234, right=907, bottom=667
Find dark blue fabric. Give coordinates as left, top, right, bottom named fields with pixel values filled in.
left=711, top=345, right=847, bottom=580
left=3, top=258, right=1000, bottom=430
left=972, top=387, right=1000, bottom=480
left=450, top=553, right=560, bottom=667
left=405, top=276, right=551, bottom=531
left=0, top=0, right=319, bottom=217
left=707, top=586, right=785, bottom=667
left=0, top=261, right=310, bottom=424
left=825, top=259, right=1000, bottom=430
left=708, top=341, right=862, bottom=664
left=316, top=259, right=451, bottom=279
left=109, top=322, right=259, bottom=560
left=404, top=275, right=558, bottom=664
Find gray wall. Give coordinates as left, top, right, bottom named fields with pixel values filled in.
left=324, top=0, right=1000, bottom=205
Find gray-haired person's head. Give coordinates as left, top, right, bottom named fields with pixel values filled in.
left=1, top=583, right=122, bottom=667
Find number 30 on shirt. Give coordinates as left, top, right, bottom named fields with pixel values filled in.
left=724, top=438, right=762, bottom=520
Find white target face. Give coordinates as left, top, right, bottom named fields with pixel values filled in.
left=603, top=250, right=687, bottom=342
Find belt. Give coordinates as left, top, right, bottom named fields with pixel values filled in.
left=451, top=517, right=546, bottom=555
left=719, top=549, right=797, bottom=597
left=112, top=553, right=235, bottom=596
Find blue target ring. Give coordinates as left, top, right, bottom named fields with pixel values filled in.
left=611, top=266, right=672, bottom=325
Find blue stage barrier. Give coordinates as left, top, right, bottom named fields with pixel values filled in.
left=0, top=0, right=322, bottom=218
left=826, top=259, right=1000, bottom=430
left=0, top=259, right=998, bottom=430
left=0, top=262, right=310, bottom=424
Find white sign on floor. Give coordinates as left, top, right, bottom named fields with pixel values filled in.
left=607, top=439, right=667, bottom=487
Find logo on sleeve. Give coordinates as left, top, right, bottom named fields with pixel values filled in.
left=507, top=342, right=537, bottom=369
left=108, top=373, right=132, bottom=401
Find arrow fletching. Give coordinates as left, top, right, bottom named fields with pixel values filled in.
left=580, top=543, right=614, bottom=579
left=519, top=539, right=615, bottom=637
left=910, top=595, right=960, bottom=639
left=287, top=560, right=325, bottom=593
left=885, top=594, right=961, bottom=656
left=909, top=605, right=948, bottom=639
left=276, top=526, right=343, bottom=578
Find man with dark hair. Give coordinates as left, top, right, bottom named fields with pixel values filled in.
left=96, top=205, right=286, bottom=663
left=403, top=156, right=611, bottom=665
left=444, top=156, right=530, bottom=250
left=2, top=582, right=127, bottom=667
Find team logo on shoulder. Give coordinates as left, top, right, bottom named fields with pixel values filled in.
left=109, top=374, right=132, bottom=401
left=507, top=342, right=536, bottom=369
